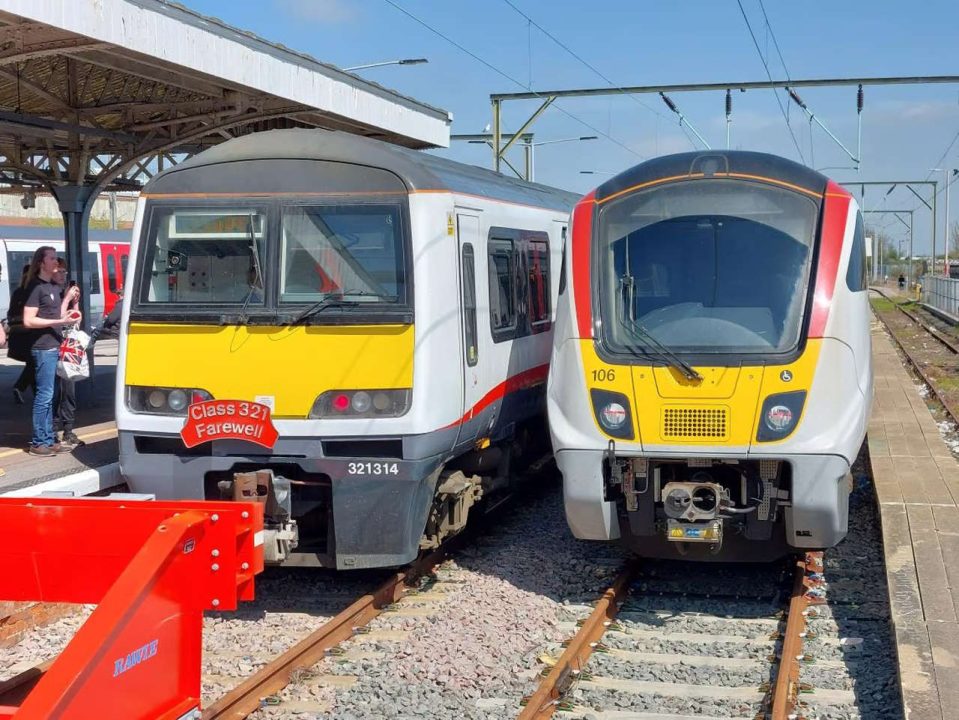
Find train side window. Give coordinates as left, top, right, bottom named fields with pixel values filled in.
left=527, top=237, right=550, bottom=330
left=107, top=254, right=117, bottom=293
left=461, top=243, right=478, bottom=366
left=488, top=238, right=517, bottom=341
left=558, top=226, right=568, bottom=296
left=86, top=251, right=100, bottom=294
left=846, top=211, right=867, bottom=292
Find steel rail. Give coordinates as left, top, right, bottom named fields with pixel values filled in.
left=203, top=548, right=445, bottom=719
left=518, top=562, right=638, bottom=720
left=872, top=288, right=959, bottom=355
left=870, top=289, right=959, bottom=425
left=768, top=552, right=822, bottom=720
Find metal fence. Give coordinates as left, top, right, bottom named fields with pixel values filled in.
left=921, top=275, right=959, bottom=319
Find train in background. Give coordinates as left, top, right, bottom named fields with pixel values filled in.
left=548, top=151, right=872, bottom=561
left=116, top=128, right=579, bottom=569
left=0, top=227, right=130, bottom=322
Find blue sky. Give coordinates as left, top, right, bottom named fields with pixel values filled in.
left=184, top=0, right=959, bottom=254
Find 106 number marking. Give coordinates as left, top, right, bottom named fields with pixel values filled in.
left=592, top=369, right=616, bottom=382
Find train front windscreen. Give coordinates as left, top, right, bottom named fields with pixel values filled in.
left=134, top=203, right=409, bottom=317
left=597, top=179, right=821, bottom=358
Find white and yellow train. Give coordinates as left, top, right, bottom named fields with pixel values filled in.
left=548, top=151, right=872, bottom=560
left=116, top=129, right=578, bottom=568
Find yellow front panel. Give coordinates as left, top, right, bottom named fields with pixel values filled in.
left=125, top=323, right=414, bottom=418
left=633, top=364, right=763, bottom=446
left=579, top=344, right=640, bottom=442
left=579, top=339, right=822, bottom=446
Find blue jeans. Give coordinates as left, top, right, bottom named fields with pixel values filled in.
left=31, top=348, right=59, bottom=448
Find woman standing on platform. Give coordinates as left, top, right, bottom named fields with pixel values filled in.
left=21, top=246, right=80, bottom=456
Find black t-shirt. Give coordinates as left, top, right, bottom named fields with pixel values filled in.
left=25, top=279, right=63, bottom=350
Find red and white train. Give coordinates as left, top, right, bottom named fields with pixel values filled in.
left=548, top=151, right=873, bottom=560
left=1, top=227, right=129, bottom=322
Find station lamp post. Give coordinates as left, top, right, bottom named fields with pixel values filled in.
left=344, top=58, right=428, bottom=71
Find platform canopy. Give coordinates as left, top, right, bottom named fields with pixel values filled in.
left=0, top=0, right=451, bottom=336
left=0, top=0, right=451, bottom=194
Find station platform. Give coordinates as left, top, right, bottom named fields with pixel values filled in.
left=0, top=340, right=119, bottom=495
left=869, top=320, right=959, bottom=719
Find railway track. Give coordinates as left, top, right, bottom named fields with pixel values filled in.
left=1, top=469, right=898, bottom=718
left=518, top=552, right=865, bottom=720
left=870, top=288, right=959, bottom=426
left=203, top=549, right=446, bottom=718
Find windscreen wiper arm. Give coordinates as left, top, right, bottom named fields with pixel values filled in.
left=237, top=213, right=265, bottom=323
left=289, top=290, right=397, bottom=325
left=619, top=316, right=703, bottom=381
left=289, top=294, right=358, bottom=324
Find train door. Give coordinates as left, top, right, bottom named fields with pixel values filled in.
left=455, top=212, right=484, bottom=446
left=99, top=243, right=127, bottom=314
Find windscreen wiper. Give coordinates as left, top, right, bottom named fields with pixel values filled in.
left=237, top=212, right=265, bottom=323
left=289, top=294, right=359, bottom=324
left=288, top=290, right=396, bottom=325
left=619, top=316, right=703, bottom=381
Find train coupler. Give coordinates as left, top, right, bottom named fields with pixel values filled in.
left=218, top=469, right=299, bottom=563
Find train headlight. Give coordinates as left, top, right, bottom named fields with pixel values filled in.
left=756, top=390, right=807, bottom=442
left=167, top=389, right=189, bottom=412
left=127, top=385, right=213, bottom=416
left=765, top=405, right=793, bottom=432
left=310, top=389, right=411, bottom=419
left=590, top=388, right=634, bottom=440
left=600, top=402, right=627, bottom=430
left=351, top=391, right=372, bottom=413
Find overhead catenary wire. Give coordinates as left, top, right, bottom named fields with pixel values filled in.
left=499, top=0, right=673, bottom=126
left=382, top=0, right=643, bottom=160
left=736, top=0, right=806, bottom=163
left=758, top=0, right=791, bottom=84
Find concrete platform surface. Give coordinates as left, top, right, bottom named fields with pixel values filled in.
left=0, top=340, right=119, bottom=494
left=869, top=320, right=959, bottom=720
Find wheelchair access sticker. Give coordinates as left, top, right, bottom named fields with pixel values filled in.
left=180, top=400, right=279, bottom=449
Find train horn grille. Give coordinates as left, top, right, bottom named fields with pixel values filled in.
left=662, top=406, right=729, bottom=440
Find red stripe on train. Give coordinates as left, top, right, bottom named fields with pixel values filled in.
left=572, top=191, right=597, bottom=338
left=808, top=181, right=851, bottom=338
left=445, top=363, right=550, bottom=429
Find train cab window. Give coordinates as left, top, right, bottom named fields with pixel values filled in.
left=846, top=211, right=867, bottom=292
left=599, top=179, right=820, bottom=356
left=137, top=207, right=268, bottom=305
left=527, top=237, right=550, bottom=330
left=488, top=238, right=517, bottom=341
left=461, top=244, right=478, bottom=366
left=279, top=204, right=405, bottom=307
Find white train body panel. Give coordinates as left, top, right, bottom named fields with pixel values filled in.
left=115, top=129, right=576, bottom=569
left=548, top=151, right=872, bottom=560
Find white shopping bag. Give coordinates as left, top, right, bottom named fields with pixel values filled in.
left=56, top=328, right=91, bottom=380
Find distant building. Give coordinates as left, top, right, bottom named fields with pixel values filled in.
left=0, top=192, right=137, bottom=229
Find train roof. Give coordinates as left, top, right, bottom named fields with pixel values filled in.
left=0, top=226, right=130, bottom=243
left=593, top=151, right=829, bottom=202
left=144, top=129, right=580, bottom=212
